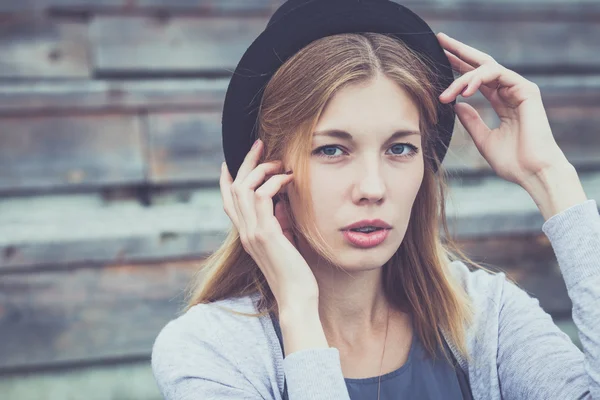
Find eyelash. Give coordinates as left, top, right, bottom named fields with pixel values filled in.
left=312, top=143, right=420, bottom=160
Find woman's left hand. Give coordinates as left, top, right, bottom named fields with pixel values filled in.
left=436, top=32, right=571, bottom=187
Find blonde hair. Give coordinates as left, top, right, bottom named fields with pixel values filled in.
left=184, top=33, right=501, bottom=364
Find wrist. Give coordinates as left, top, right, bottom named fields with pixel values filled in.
left=520, top=162, right=588, bottom=220
left=278, top=301, right=329, bottom=355
left=278, top=298, right=320, bottom=326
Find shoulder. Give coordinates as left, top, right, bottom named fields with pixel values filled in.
left=447, top=259, right=509, bottom=307
left=152, top=293, right=268, bottom=357
left=446, top=259, right=525, bottom=341
left=151, top=293, right=279, bottom=396
left=446, top=259, right=552, bottom=352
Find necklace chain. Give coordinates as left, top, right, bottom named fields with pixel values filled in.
left=377, top=305, right=390, bottom=400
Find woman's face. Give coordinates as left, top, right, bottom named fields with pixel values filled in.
left=295, top=73, right=424, bottom=271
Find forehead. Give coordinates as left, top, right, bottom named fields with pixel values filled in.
left=314, top=75, right=421, bottom=138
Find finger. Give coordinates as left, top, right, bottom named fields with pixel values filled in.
left=463, top=66, right=534, bottom=110
left=236, top=138, right=263, bottom=183
left=454, top=102, right=492, bottom=155
left=440, top=63, right=523, bottom=104
left=231, top=139, right=265, bottom=239
left=439, top=68, right=477, bottom=103
left=443, top=50, right=496, bottom=99
left=439, top=61, right=509, bottom=117
left=440, top=66, right=497, bottom=109
left=231, top=177, right=255, bottom=241
left=444, top=49, right=475, bottom=75
left=233, top=160, right=285, bottom=242
left=220, top=161, right=239, bottom=227
left=255, top=173, right=294, bottom=231
left=274, top=197, right=296, bottom=246
left=242, top=160, right=284, bottom=191
left=437, top=32, right=495, bottom=69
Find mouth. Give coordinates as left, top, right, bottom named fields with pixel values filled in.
left=341, top=227, right=391, bottom=248
left=346, top=226, right=389, bottom=233
left=341, top=219, right=393, bottom=231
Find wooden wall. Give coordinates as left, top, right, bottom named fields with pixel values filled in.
left=1, top=0, right=599, bottom=398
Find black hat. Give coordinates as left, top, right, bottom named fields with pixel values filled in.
left=222, top=0, right=456, bottom=179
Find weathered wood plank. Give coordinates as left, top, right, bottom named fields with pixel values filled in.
left=0, top=79, right=228, bottom=115
left=2, top=0, right=598, bottom=17
left=132, top=0, right=274, bottom=13
left=0, top=17, right=90, bottom=78
left=89, top=16, right=265, bottom=76
left=427, top=18, right=600, bottom=72
left=0, top=0, right=274, bottom=14
left=0, top=260, right=197, bottom=372
left=397, top=0, right=600, bottom=18
left=0, top=114, right=145, bottom=191
left=0, top=0, right=122, bottom=13
left=146, top=111, right=223, bottom=183
left=88, top=16, right=600, bottom=76
left=1, top=75, right=598, bottom=115
left=1, top=171, right=599, bottom=270
left=443, top=171, right=600, bottom=238
left=0, top=361, right=162, bottom=400
left=0, top=189, right=230, bottom=270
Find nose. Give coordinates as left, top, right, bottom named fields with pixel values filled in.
left=352, top=158, right=386, bottom=204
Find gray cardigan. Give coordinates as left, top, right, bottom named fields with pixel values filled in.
left=151, top=199, right=600, bottom=399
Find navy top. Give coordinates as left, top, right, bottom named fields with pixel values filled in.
left=270, top=312, right=473, bottom=399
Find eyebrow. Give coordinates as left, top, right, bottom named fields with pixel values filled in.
left=313, top=129, right=421, bottom=143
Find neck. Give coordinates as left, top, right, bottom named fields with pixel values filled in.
left=312, top=262, right=391, bottom=345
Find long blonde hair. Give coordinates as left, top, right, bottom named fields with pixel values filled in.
left=184, top=33, right=500, bottom=364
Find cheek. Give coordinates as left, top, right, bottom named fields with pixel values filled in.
left=391, top=167, right=424, bottom=207
left=309, top=170, right=346, bottom=219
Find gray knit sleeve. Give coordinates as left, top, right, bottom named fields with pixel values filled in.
left=496, top=199, right=600, bottom=399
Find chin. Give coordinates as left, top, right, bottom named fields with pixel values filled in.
left=335, top=246, right=397, bottom=270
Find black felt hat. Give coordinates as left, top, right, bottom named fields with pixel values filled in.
left=222, top=0, right=456, bottom=179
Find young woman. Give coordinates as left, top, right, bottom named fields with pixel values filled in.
left=151, top=1, right=599, bottom=399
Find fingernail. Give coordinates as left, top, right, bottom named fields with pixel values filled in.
left=252, top=139, right=261, bottom=149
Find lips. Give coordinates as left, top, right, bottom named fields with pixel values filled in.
left=341, top=219, right=392, bottom=231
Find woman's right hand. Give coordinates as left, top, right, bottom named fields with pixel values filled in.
left=220, top=138, right=319, bottom=311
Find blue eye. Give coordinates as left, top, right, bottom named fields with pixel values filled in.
left=318, top=146, right=344, bottom=157
left=313, top=143, right=419, bottom=159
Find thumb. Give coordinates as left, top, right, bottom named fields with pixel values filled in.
left=454, top=102, right=491, bottom=154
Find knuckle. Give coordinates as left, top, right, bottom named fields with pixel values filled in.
left=239, top=235, right=250, bottom=250
left=486, top=63, right=501, bottom=75
left=255, top=189, right=270, bottom=202
left=246, top=231, right=258, bottom=244
left=485, top=55, right=497, bottom=64
left=529, top=82, right=541, bottom=94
